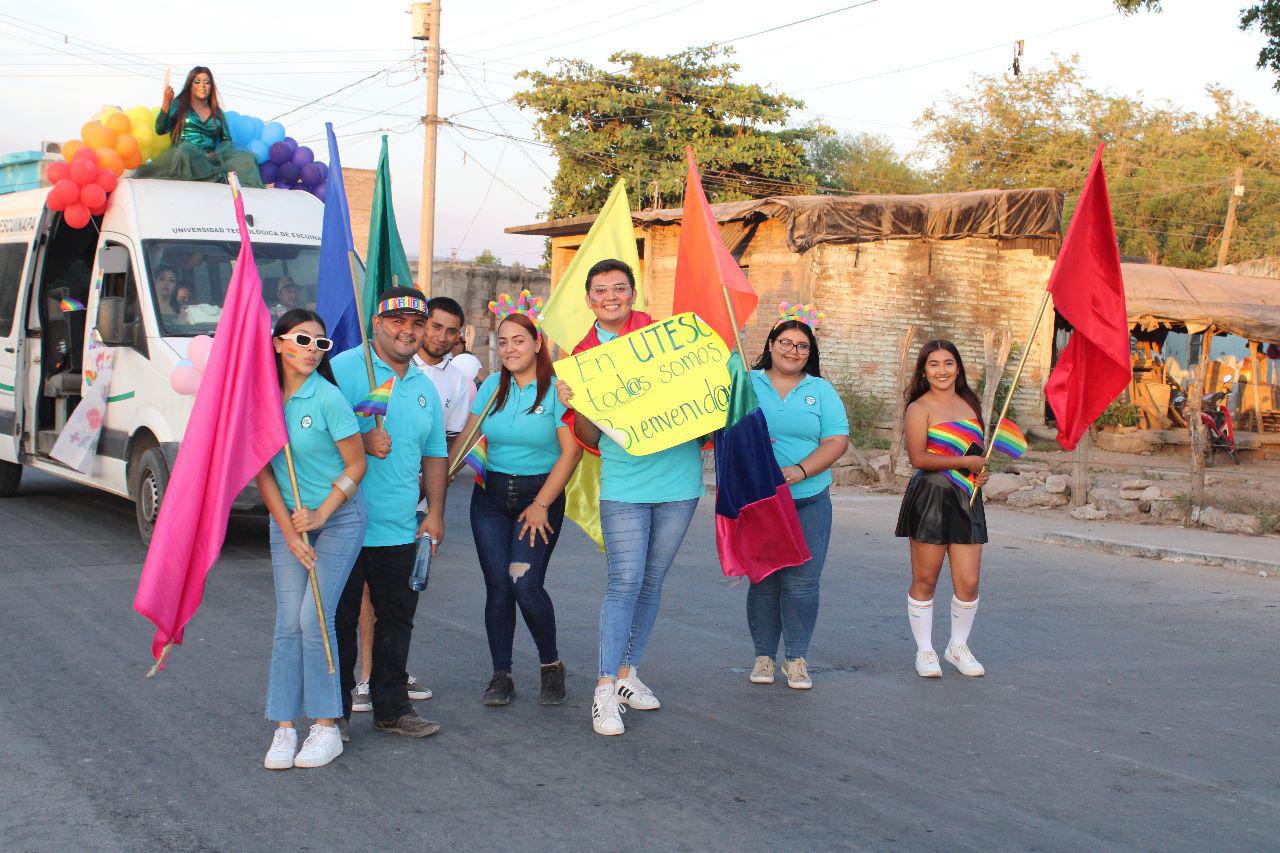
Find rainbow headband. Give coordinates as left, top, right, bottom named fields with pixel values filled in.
left=776, top=301, right=824, bottom=331
left=376, top=295, right=428, bottom=316
left=488, top=289, right=544, bottom=330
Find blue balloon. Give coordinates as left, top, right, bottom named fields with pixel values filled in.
left=246, top=116, right=265, bottom=140
left=176, top=358, right=193, bottom=368
left=259, top=161, right=279, bottom=184
left=269, top=141, right=292, bottom=166
left=223, top=111, right=243, bottom=143
left=261, top=122, right=286, bottom=146
left=277, top=162, right=300, bottom=184
left=248, top=139, right=270, bottom=164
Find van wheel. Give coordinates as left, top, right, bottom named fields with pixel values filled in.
left=0, top=460, right=21, bottom=497
left=133, top=447, right=170, bottom=544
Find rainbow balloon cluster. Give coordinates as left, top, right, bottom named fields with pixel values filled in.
left=66, top=106, right=172, bottom=175
left=776, top=301, right=825, bottom=331
left=223, top=113, right=329, bottom=199
left=45, top=149, right=122, bottom=229
left=488, top=289, right=545, bottom=328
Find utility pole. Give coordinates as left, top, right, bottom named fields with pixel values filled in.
left=1216, top=166, right=1244, bottom=268
left=411, top=2, right=442, bottom=295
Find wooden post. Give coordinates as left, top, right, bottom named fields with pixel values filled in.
left=885, top=325, right=918, bottom=485
left=283, top=444, right=335, bottom=674
left=1185, top=332, right=1215, bottom=526
left=1250, top=341, right=1264, bottom=432
left=1071, top=429, right=1091, bottom=508
left=981, top=329, right=1013, bottom=429
left=412, top=1, right=442, bottom=296
left=1216, top=167, right=1245, bottom=268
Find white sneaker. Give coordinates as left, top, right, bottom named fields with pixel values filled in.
left=750, top=656, right=776, bottom=684
left=615, top=669, right=660, bottom=710
left=352, top=681, right=372, bottom=712
left=591, top=684, right=626, bottom=736
left=915, top=649, right=942, bottom=678
left=407, top=675, right=433, bottom=700
left=944, top=644, right=986, bottom=677
left=782, top=657, right=812, bottom=690
left=263, top=727, right=298, bottom=770
left=293, top=723, right=343, bottom=768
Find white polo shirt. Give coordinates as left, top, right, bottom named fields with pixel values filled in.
left=413, top=354, right=474, bottom=436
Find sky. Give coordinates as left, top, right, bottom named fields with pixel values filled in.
left=2, top=1, right=1278, bottom=265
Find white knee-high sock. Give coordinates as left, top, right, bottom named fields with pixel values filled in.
left=907, top=597, right=934, bottom=652
left=949, top=595, right=979, bottom=649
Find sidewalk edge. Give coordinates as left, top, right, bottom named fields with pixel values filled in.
left=1038, top=532, right=1277, bottom=578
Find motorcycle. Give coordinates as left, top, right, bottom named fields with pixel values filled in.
left=1172, top=373, right=1239, bottom=466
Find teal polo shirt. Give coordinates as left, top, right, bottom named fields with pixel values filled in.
left=270, top=371, right=360, bottom=511
left=751, top=370, right=849, bottom=500
left=331, top=347, right=448, bottom=546
left=471, top=372, right=567, bottom=476
left=592, top=323, right=704, bottom=504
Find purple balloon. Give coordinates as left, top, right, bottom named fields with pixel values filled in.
left=291, top=146, right=314, bottom=168
left=269, top=141, right=292, bottom=166
left=312, top=161, right=328, bottom=183
left=313, top=181, right=327, bottom=202
left=300, top=162, right=323, bottom=188
left=258, top=161, right=279, bottom=184
left=277, top=162, right=300, bottom=184
left=274, top=179, right=295, bottom=190
left=283, top=136, right=298, bottom=154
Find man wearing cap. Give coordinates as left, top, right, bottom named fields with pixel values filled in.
left=331, top=286, right=447, bottom=738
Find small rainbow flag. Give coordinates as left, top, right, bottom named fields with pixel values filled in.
left=991, top=418, right=1028, bottom=459
left=354, top=377, right=394, bottom=418
left=943, top=468, right=976, bottom=500
left=462, top=435, right=487, bottom=487
left=60, top=297, right=86, bottom=312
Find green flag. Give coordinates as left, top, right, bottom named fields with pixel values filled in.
left=364, top=135, right=414, bottom=334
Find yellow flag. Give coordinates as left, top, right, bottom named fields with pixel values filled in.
left=564, top=455, right=604, bottom=550
left=540, top=180, right=645, bottom=350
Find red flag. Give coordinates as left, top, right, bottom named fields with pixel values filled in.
left=672, top=147, right=758, bottom=349
left=1044, top=144, right=1131, bottom=450
left=134, top=180, right=287, bottom=666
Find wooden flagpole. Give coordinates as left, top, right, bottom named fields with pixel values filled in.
left=283, top=443, right=336, bottom=674
left=969, top=289, right=1053, bottom=506
left=348, top=252, right=385, bottom=432
left=448, top=392, right=498, bottom=479
left=720, top=287, right=749, bottom=364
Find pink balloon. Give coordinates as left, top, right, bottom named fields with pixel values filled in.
left=187, top=335, right=213, bottom=371
left=169, top=364, right=202, bottom=395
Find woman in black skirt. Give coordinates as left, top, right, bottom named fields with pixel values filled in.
left=895, top=340, right=990, bottom=679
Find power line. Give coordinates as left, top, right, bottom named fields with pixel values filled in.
left=694, top=0, right=881, bottom=53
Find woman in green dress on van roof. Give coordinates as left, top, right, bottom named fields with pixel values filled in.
left=135, top=66, right=264, bottom=188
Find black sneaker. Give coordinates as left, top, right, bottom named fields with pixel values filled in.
left=372, top=712, right=440, bottom=738
left=539, top=661, right=566, bottom=706
left=482, top=671, right=515, bottom=706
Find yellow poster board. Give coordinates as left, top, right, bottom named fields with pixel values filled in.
left=553, top=312, right=732, bottom=456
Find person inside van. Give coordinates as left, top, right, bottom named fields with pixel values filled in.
left=272, top=276, right=304, bottom=318
left=154, top=266, right=181, bottom=320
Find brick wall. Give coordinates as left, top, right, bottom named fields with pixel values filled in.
left=343, top=168, right=375, bottom=261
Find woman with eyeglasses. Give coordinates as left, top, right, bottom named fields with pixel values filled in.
left=744, top=310, right=849, bottom=690
left=253, top=309, right=368, bottom=770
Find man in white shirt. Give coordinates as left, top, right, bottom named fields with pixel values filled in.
left=413, top=296, right=474, bottom=445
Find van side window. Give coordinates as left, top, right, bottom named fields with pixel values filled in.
left=0, top=243, right=26, bottom=337
left=101, top=242, right=147, bottom=357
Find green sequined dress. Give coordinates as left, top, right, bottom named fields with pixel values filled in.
left=135, top=104, right=264, bottom=187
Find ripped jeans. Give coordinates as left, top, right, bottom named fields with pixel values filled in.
left=470, top=471, right=564, bottom=672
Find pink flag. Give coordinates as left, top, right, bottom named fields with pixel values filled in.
left=134, top=180, right=286, bottom=666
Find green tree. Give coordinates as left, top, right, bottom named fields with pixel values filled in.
left=915, top=56, right=1280, bottom=267
left=806, top=131, right=930, bottom=194
left=514, top=47, right=817, bottom=218
left=473, top=248, right=501, bottom=266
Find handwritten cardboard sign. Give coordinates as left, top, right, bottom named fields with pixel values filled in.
left=553, top=312, right=732, bottom=456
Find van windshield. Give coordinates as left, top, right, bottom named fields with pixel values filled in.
left=142, top=239, right=322, bottom=336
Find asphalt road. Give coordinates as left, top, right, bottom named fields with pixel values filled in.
left=1, top=469, right=1277, bottom=852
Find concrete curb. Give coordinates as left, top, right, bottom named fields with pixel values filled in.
left=1039, top=532, right=1277, bottom=578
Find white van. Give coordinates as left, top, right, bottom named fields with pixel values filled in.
left=0, top=177, right=324, bottom=541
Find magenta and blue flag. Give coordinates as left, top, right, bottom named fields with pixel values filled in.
left=315, top=123, right=363, bottom=356
left=713, top=353, right=811, bottom=584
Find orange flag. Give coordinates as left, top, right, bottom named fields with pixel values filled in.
left=672, top=147, right=758, bottom=349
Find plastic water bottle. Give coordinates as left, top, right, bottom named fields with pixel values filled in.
left=409, top=536, right=436, bottom=592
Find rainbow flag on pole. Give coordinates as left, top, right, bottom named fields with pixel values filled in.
left=991, top=418, right=1028, bottom=459
left=462, top=435, right=487, bottom=487
left=60, top=297, right=85, bottom=312
left=354, top=377, right=393, bottom=418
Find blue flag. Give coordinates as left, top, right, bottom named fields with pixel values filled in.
left=316, top=123, right=363, bottom=355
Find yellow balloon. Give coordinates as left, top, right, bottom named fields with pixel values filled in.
left=126, top=106, right=152, bottom=131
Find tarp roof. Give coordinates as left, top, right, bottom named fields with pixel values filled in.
left=1124, top=262, right=1280, bottom=344
left=507, top=188, right=1064, bottom=252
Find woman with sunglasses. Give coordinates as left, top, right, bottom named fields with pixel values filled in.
left=745, top=307, right=849, bottom=690
left=254, top=309, right=367, bottom=770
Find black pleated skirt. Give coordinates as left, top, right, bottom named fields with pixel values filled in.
left=894, top=470, right=988, bottom=545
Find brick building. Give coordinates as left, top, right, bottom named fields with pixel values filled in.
left=507, top=189, right=1064, bottom=423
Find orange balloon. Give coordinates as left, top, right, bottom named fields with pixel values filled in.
left=62, top=139, right=84, bottom=162
left=105, top=112, right=132, bottom=135
left=120, top=149, right=142, bottom=170
left=81, top=121, right=116, bottom=151
left=95, top=147, right=126, bottom=177
left=115, top=133, right=140, bottom=161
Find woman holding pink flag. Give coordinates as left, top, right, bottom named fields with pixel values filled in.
left=254, top=308, right=367, bottom=770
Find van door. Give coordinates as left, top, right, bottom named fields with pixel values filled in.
left=0, top=239, right=29, bottom=464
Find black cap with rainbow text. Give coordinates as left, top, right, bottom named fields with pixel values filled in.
left=375, top=286, right=429, bottom=317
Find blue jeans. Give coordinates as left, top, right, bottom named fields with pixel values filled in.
left=470, top=472, right=564, bottom=672
left=746, top=488, right=832, bottom=661
left=266, top=494, right=367, bottom=721
left=598, top=498, right=699, bottom=678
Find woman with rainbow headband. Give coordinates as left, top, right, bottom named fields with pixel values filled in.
left=456, top=291, right=581, bottom=707
left=745, top=304, right=849, bottom=690
left=896, top=340, right=991, bottom=678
